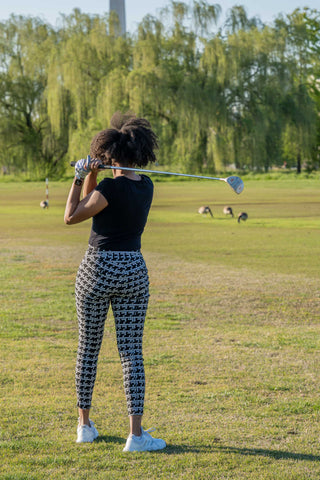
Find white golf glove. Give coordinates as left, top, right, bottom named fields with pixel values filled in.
left=75, top=155, right=91, bottom=180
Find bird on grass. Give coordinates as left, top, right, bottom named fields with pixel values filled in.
left=238, top=212, right=248, bottom=223
left=198, top=206, right=213, bottom=217
left=223, top=206, right=234, bottom=217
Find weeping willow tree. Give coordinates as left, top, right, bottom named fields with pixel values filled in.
left=281, top=84, right=317, bottom=171
left=0, top=15, right=67, bottom=178
left=275, top=9, right=319, bottom=172
left=200, top=34, right=231, bottom=171
left=46, top=9, right=133, bottom=163
left=146, top=0, right=223, bottom=172
left=0, top=1, right=319, bottom=178
left=305, top=9, right=320, bottom=169
left=210, top=7, right=291, bottom=172
left=198, top=5, right=318, bottom=172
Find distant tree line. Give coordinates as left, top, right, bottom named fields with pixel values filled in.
left=0, top=1, right=319, bottom=178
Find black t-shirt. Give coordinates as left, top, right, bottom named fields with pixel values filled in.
left=88, top=174, right=153, bottom=251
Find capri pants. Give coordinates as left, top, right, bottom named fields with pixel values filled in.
left=75, top=246, right=149, bottom=416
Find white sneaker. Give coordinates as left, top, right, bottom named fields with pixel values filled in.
left=123, top=427, right=166, bottom=452
left=76, top=420, right=99, bottom=443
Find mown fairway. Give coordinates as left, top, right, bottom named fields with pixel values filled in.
left=0, top=176, right=319, bottom=479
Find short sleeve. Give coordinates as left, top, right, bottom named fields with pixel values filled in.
left=95, top=178, right=115, bottom=204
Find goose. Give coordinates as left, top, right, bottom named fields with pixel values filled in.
left=198, top=206, right=213, bottom=217
left=237, top=212, right=248, bottom=223
left=223, top=206, right=234, bottom=217
left=40, top=200, right=49, bottom=209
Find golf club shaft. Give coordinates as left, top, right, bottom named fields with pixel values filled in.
left=70, top=161, right=226, bottom=182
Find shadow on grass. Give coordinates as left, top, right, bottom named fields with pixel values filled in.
left=164, top=444, right=320, bottom=462
left=93, top=438, right=320, bottom=461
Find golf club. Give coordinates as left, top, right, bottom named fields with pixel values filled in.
left=70, top=160, right=244, bottom=194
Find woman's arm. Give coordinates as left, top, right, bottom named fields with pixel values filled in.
left=83, top=159, right=103, bottom=196
left=64, top=179, right=108, bottom=225
left=83, top=170, right=98, bottom=197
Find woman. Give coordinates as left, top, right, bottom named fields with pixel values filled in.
left=64, top=112, right=166, bottom=452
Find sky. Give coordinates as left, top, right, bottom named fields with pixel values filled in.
left=0, top=0, right=319, bottom=31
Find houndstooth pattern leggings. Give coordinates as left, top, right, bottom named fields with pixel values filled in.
left=75, top=246, right=149, bottom=415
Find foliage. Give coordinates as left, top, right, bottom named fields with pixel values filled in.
left=0, top=2, right=319, bottom=179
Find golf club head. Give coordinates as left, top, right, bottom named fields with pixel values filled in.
left=226, top=176, right=244, bottom=194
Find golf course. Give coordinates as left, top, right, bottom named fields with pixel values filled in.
left=0, top=174, right=319, bottom=479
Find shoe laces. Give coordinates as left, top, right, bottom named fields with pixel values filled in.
left=141, top=427, right=161, bottom=446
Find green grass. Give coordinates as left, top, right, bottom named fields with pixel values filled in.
left=0, top=175, right=320, bottom=479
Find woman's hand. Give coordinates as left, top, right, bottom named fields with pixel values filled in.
left=89, top=159, right=102, bottom=175
left=75, top=156, right=91, bottom=180
left=83, top=158, right=102, bottom=197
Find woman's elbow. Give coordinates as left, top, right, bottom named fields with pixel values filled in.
left=64, top=213, right=83, bottom=225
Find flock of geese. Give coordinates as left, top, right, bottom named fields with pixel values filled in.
left=198, top=205, right=248, bottom=223
left=41, top=195, right=247, bottom=223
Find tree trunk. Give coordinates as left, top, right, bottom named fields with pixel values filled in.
left=297, top=152, right=301, bottom=174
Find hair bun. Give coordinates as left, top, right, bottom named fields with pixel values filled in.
left=110, top=111, right=136, bottom=130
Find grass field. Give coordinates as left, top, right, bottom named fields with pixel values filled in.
left=0, top=175, right=319, bottom=479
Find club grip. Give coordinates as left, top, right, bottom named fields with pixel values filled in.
left=70, top=159, right=106, bottom=169
left=70, top=155, right=90, bottom=167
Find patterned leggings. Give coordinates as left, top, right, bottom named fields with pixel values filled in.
left=75, top=246, right=149, bottom=415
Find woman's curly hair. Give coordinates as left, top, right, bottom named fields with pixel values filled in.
left=90, top=112, right=158, bottom=167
